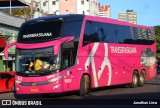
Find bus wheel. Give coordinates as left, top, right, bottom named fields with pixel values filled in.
left=129, top=72, right=138, bottom=88
left=138, top=70, right=145, bottom=87
left=79, top=75, right=90, bottom=96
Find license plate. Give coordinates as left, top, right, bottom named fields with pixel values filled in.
left=30, top=88, right=39, bottom=92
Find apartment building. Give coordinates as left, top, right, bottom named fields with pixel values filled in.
left=118, top=10, right=137, bottom=24
left=20, top=0, right=99, bottom=18
left=99, top=5, right=111, bottom=18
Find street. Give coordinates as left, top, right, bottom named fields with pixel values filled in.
left=0, top=73, right=160, bottom=100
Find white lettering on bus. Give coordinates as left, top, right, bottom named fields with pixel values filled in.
left=23, top=33, right=52, bottom=38
left=110, top=46, right=137, bottom=54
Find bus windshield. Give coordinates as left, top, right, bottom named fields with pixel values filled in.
left=16, top=47, right=60, bottom=75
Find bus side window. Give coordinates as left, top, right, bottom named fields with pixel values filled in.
left=83, top=21, right=99, bottom=46
left=83, top=34, right=91, bottom=46
left=63, top=55, right=69, bottom=69
left=61, top=42, right=76, bottom=70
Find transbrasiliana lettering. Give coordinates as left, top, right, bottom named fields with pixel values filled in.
left=110, top=46, right=137, bottom=54
left=23, top=33, right=52, bottom=38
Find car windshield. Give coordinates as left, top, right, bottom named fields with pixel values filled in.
left=16, top=47, right=60, bottom=75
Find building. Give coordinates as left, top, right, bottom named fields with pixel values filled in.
left=118, top=10, right=137, bottom=24
left=60, top=0, right=76, bottom=14
left=20, top=0, right=99, bottom=18
left=76, top=0, right=99, bottom=16
left=98, top=5, right=111, bottom=18
left=0, top=11, right=25, bottom=72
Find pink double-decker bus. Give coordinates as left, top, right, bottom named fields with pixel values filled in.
left=4, top=14, right=157, bottom=97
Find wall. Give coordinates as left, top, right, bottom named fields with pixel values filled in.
left=60, top=0, right=76, bottom=14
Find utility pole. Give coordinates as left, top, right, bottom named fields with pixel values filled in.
left=48, top=0, right=49, bottom=15
left=30, top=0, right=33, bottom=19
left=9, top=0, right=12, bottom=14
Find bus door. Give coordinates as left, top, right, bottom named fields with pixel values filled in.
left=62, top=48, right=74, bottom=69
left=60, top=41, right=79, bottom=90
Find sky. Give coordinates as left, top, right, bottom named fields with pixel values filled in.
left=99, top=0, right=160, bottom=26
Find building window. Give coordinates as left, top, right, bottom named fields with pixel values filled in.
left=82, top=11, right=85, bottom=14
left=43, top=2, right=46, bottom=6
left=52, top=1, right=56, bottom=5
left=81, top=0, right=84, bottom=5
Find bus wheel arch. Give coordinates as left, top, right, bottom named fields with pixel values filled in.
left=138, top=69, right=146, bottom=87
left=79, top=74, right=91, bottom=96
left=129, top=70, right=138, bottom=88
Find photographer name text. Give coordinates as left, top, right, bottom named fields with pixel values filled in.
left=133, top=101, right=157, bottom=105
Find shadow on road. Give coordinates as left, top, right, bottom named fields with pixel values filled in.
left=13, top=91, right=78, bottom=99
left=13, top=83, right=160, bottom=99
left=12, top=92, right=160, bottom=105
left=0, top=91, right=14, bottom=95
left=84, top=92, right=160, bottom=99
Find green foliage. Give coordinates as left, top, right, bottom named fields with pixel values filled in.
left=154, top=26, right=160, bottom=55
left=12, top=7, right=31, bottom=18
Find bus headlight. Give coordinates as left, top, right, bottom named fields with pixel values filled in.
left=15, top=80, right=21, bottom=84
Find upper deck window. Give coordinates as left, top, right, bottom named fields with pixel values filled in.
left=83, top=20, right=155, bottom=46
left=18, top=20, right=63, bottom=43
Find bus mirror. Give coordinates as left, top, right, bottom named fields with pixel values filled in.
left=54, top=36, right=74, bottom=55
left=4, top=42, right=16, bottom=59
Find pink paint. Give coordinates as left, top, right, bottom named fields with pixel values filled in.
left=4, top=36, right=74, bottom=58
left=16, top=36, right=74, bottom=50
left=4, top=42, right=16, bottom=59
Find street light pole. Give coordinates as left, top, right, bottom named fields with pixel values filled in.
left=48, top=0, right=49, bottom=15
left=9, top=0, right=11, bottom=14
left=30, top=0, right=33, bottom=18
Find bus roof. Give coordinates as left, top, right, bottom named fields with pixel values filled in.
left=25, top=14, right=85, bottom=25
left=24, top=14, right=152, bottom=29
left=86, top=15, right=152, bottom=29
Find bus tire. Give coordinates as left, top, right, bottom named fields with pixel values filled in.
left=79, top=75, right=90, bottom=96
left=129, top=72, right=138, bottom=88
left=138, top=70, right=145, bottom=87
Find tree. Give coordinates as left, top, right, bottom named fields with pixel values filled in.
left=154, top=26, right=160, bottom=55
left=12, top=7, right=31, bottom=19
